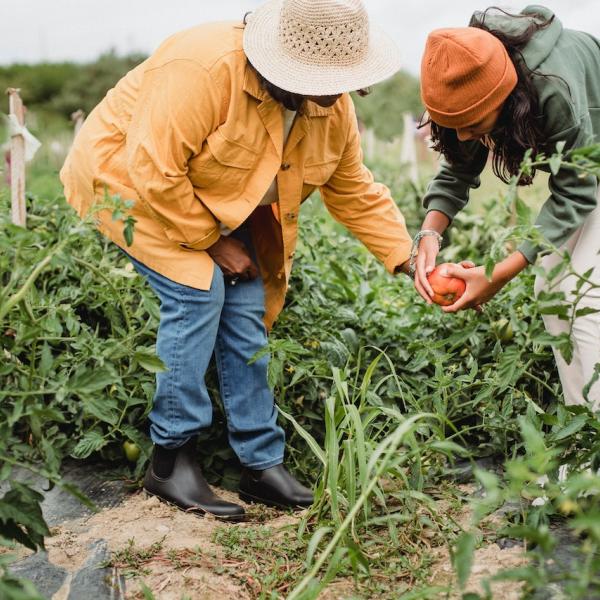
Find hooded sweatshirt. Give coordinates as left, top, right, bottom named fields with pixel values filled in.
left=423, top=5, right=600, bottom=262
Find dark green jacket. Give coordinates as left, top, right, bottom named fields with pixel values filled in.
left=423, top=5, right=600, bottom=262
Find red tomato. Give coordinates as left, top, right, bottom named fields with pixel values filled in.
left=427, top=263, right=467, bottom=306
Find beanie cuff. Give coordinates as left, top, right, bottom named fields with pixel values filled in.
left=426, top=53, right=518, bottom=129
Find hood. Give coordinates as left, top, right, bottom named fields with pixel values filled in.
left=471, top=5, right=563, bottom=71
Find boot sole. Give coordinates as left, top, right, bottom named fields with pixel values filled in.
left=144, top=489, right=247, bottom=523
left=238, top=490, right=311, bottom=511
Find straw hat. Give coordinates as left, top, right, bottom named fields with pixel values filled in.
left=243, top=0, right=402, bottom=96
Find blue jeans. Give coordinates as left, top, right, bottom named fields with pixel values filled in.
left=126, top=227, right=285, bottom=469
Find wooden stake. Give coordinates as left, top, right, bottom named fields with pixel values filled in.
left=7, top=88, right=26, bottom=227
left=400, top=112, right=419, bottom=184
left=71, top=109, right=85, bottom=137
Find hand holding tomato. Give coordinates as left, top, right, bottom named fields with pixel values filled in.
left=436, top=263, right=510, bottom=313
left=415, top=259, right=477, bottom=306
left=427, top=263, right=467, bottom=306
left=413, top=234, right=442, bottom=304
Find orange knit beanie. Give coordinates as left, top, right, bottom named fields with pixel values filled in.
left=421, top=27, right=518, bottom=129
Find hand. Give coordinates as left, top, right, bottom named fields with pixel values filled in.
left=439, top=252, right=529, bottom=313
left=413, top=210, right=451, bottom=303
left=413, top=235, right=476, bottom=303
left=414, top=235, right=441, bottom=304
left=206, top=236, right=259, bottom=281
left=439, top=264, right=506, bottom=313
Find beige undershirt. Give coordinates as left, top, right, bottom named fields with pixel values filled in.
left=219, top=108, right=296, bottom=236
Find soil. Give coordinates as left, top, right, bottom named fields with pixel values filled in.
left=45, top=490, right=295, bottom=600
left=6, top=468, right=528, bottom=599
left=31, top=487, right=527, bottom=600
left=430, top=540, right=527, bottom=600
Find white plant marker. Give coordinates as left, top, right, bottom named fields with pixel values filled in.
left=71, top=109, right=85, bottom=138
left=7, top=88, right=26, bottom=227
left=400, top=112, right=419, bottom=184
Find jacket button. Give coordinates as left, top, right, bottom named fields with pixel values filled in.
left=286, top=212, right=297, bottom=221
left=288, top=252, right=295, bottom=259
left=281, top=162, right=291, bottom=171
left=277, top=271, right=284, bottom=280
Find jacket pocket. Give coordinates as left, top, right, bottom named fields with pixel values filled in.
left=188, top=128, right=258, bottom=189
left=303, top=158, right=339, bottom=186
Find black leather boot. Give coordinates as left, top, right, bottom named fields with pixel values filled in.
left=238, top=464, right=314, bottom=509
left=143, top=439, right=245, bottom=521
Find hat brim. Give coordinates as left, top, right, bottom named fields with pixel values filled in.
left=243, top=0, right=402, bottom=96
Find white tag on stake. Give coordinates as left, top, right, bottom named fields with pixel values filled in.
left=5, top=114, right=42, bottom=162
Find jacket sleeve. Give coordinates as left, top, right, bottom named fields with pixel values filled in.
left=320, top=99, right=412, bottom=274
left=422, top=141, right=489, bottom=221
left=126, top=59, right=222, bottom=250
left=518, top=120, right=598, bottom=263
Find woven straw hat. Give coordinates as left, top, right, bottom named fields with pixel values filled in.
left=243, top=0, right=402, bottom=96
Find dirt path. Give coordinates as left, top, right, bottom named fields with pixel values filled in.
left=45, top=489, right=299, bottom=599
left=34, top=487, right=528, bottom=599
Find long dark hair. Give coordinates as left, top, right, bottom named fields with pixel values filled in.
left=427, top=7, right=556, bottom=185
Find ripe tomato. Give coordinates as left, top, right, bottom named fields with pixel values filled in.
left=427, top=263, right=466, bottom=307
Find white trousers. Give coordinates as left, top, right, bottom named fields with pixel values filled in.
left=534, top=189, right=600, bottom=410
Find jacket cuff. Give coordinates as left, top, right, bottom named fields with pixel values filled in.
left=426, top=198, right=461, bottom=222
left=178, top=228, right=221, bottom=251
left=516, top=240, right=539, bottom=264
left=384, top=244, right=412, bottom=275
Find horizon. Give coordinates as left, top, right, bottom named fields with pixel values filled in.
left=1, top=1, right=598, bottom=76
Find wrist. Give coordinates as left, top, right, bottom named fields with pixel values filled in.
left=207, top=235, right=223, bottom=252
left=421, top=210, right=450, bottom=235
left=495, top=252, right=528, bottom=284
left=395, top=260, right=410, bottom=276
left=409, top=230, right=443, bottom=279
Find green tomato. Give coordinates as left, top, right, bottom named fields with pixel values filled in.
left=492, top=318, right=514, bottom=343
left=123, top=440, right=141, bottom=463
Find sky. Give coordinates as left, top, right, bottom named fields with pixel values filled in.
left=1, top=1, right=599, bottom=75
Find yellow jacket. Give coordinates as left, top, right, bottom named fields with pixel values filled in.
left=60, top=21, right=412, bottom=329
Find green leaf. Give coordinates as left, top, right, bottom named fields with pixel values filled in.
left=0, top=482, right=49, bottom=551
left=82, top=396, right=120, bottom=426
left=39, top=343, right=53, bottom=376
left=0, top=572, right=45, bottom=600
left=346, top=539, right=370, bottom=578
left=134, top=349, right=167, bottom=373
left=68, top=366, right=115, bottom=395
left=452, top=531, right=477, bottom=589
left=71, top=430, right=108, bottom=459
left=575, top=306, right=599, bottom=318
left=548, top=154, right=562, bottom=176
left=430, top=440, right=470, bottom=458
left=515, top=196, right=532, bottom=225
left=519, top=417, right=547, bottom=455
left=551, top=413, right=589, bottom=441
left=140, top=583, right=157, bottom=600
left=124, top=217, right=136, bottom=247
left=305, top=526, right=332, bottom=566
left=278, top=407, right=326, bottom=466
left=325, top=395, right=341, bottom=524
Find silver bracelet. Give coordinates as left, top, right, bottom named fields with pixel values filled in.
left=408, top=230, right=443, bottom=279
